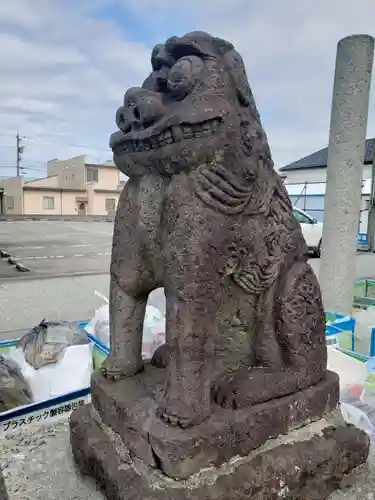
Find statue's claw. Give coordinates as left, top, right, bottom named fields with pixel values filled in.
left=101, top=356, right=144, bottom=380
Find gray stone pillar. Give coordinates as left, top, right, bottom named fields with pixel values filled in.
left=366, top=139, right=375, bottom=252
left=320, top=35, right=374, bottom=315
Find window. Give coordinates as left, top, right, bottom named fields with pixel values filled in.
left=43, top=196, right=55, bottom=210
left=105, top=198, right=116, bottom=211
left=86, top=167, right=98, bottom=182
left=6, top=196, right=14, bottom=210
left=293, top=208, right=312, bottom=224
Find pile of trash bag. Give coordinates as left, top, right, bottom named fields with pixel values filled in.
left=0, top=355, right=32, bottom=412
left=19, top=319, right=90, bottom=370
left=85, top=291, right=166, bottom=360
left=4, top=320, right=93, bottom=405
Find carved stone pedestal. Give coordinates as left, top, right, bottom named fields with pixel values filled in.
left=70, top=366, right=369, bottom=499
left=70, top=405, right=369, bottom=500
left=0, top=467, right=8, bottom=500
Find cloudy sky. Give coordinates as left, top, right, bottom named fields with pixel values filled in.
left=0, top=0, right=375, bottom=178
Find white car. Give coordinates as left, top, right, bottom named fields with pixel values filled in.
left=292, top=207, right=323, bottom=257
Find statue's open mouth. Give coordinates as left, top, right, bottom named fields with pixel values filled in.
left=112, top=117, right=222, bottom=155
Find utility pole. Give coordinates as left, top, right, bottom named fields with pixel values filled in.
left=16, top=131, right=24, bottom=176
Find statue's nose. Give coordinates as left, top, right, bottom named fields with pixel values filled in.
left=115, top=87, right=166, bottom=134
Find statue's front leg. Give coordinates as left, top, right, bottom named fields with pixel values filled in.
left=156, top=290, right=216, bottom=428
left=101, top=275, right=147, bottom=380
left=101, top=183, right=156, bottom=380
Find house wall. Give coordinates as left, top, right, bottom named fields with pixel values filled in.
left=282, top=169, right=327, bottom=184
left=0, top=176, right=24, bottom=214
left=95, top=167, right=119, bottom=190
left=23, top=190, right=88, bottom=215
left=61, top=192, right=86, bottom=214
left=24, top=190, right=62, bottom=215
left=91, top=192, right=120, bottom=215
left=283, top=164, right=372, bottom=184
left=0, top=157, right=122, bottom=216
left=25, top=176, right=59, bottom=187
left=86, top=165, right=119, bottom=191
left=47, top=155, right=86, bottom=190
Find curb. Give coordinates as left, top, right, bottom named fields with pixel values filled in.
left=1, top=249, right=31, bottom=272
left=15, top=262, right=30, bottom=272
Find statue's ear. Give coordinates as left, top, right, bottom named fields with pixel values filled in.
left=212, top=37, right=234, bottom=56
left=151, top=44, right=165, bottom=70
left=223, top=49, right=261, bottom=122
left=223, top=49, right=252, bottom=107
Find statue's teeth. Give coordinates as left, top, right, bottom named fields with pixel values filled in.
left=117, top=118, right=221, bottom=154
left=183, top=126, right=193, bottom=138
left=171, top=126, right=183, bottom=141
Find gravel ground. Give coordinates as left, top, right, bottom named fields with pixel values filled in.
left=1, top=421, right=104, bottom=500
left=1, top=419, right=374, bottom=499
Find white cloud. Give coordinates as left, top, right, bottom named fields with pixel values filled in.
left=0, top=0, right=150, bottom=174
left=0, top=0, right=375, bottom=178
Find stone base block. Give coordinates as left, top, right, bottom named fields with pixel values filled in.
left=89, top=367, right=339, bottom=479
left=70, top=404, right=370, bottom=500
left=0, top=468, right=8, bottom=500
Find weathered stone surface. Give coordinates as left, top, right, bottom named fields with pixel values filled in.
left=91, top=367, right=339, bottom=479
left=0, top=467, right=8, bottom=500
left=70, top=30, right=369, bottom=500
left=70, top=405, right=370, bottom=500
left=101, top=30, right=328, bottom=430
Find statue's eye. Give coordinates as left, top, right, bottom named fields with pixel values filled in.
left=167, top=56, right=204, bottom=100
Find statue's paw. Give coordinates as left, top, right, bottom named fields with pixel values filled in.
left=156, top=396, right=211, bottom=428
left=211, top=373, right=249, bottom=410
left=151, top=344, right=170, bottom=368
left=101, top=356, right=144, bottom=380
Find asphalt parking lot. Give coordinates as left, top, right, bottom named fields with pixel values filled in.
left=0, top=220, right=113, bottom=281
left=1, top=220, right=375, bottom=341
left=0, top=220, right=167, bottom=340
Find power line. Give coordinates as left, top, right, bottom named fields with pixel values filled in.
left=0, top=131, right=112, bottom=155
left=24, top=135, right=111, bottom=153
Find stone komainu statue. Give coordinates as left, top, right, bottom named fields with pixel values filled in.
left=103, top=31, right=327, bottom=428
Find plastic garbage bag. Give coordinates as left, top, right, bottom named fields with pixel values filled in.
left=0, top=355, right=32, bottom=412
left=9, top=342, right=93, bottom=403
left=19, top=320, right=90, bottom=370
left=340, top=401, right=375, bottom=439
left=142, top=305, right=166, bottom=360
left=85, top=306, right=110, bottom=345
left=339, top=354, right=375, bottom=440
left=327, top=346, right=368, bottom=390
left=84, top=291, right=109, bottom=345
left=85, top=291, right=166, bottom=359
